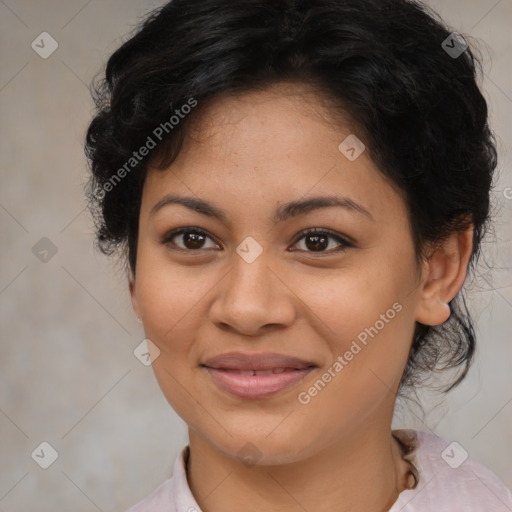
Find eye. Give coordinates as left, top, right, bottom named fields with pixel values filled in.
left=161, top=227, right=220, bottom=251
left=161, top=227, right=353, bottom=254
left=290, top=228, right=353, bottom=254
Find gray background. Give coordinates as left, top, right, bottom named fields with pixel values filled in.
left=0, top=0, right=511, bottom=511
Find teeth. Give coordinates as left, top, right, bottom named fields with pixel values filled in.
left=235, top=368, right=293, bottom=375
left=217, top=367, right=301, bottom=375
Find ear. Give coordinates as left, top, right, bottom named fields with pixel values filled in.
left=415, top=226, right=473, bottom=326
left=129, top=268, right=141, bottom=319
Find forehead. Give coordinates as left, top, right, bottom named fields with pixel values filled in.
left=142, top=83, right=407, bottom=225
left=182, top=82, right=349, bottom=152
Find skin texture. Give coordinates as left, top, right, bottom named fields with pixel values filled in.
left=129, top=83, right=473, bottom=512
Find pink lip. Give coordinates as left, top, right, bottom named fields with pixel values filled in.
left=201, top=351, right=317, bottom=399
left=204, top=367, right=315, bottom=399
left=202, top=351, right=315, bottom=371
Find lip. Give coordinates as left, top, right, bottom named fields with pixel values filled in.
left=202, top=351, right=315, bottom=371
left=201, top=351, right=316, bottom=399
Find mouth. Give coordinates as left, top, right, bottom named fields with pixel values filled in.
left=213, top=367, right=307, bottom=375
left=201, top=352, right=317, bottom=399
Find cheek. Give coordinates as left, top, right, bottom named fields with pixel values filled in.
left=133, top=255, right=220, bottom=418
left=134, top=258, right=207, bottom=415
left=289, top=260, right=418, bottom=391
left=292, top=262, right=412, bottom=341
left=292, top=286, right=414, bottom=441
left=135, top=255, right=212, bottom=351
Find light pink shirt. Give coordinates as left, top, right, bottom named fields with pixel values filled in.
left=124, top=429, right=512, bottom=511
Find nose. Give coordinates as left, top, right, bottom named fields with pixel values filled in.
left=208, top=249, right=297, bottom=337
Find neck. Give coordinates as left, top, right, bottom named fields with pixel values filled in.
left=186, top=425, right=408, bottom=512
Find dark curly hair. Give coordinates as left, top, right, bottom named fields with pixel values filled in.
left=84, top=0, right=497, bottom=394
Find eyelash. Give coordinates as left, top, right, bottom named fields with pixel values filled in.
left=161, top=227, right=353, bottom=255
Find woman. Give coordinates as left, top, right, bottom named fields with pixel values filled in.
left=85, top=0, right=512, bottom=510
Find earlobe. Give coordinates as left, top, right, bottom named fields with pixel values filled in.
left=415, top=226, right=473, bottom=326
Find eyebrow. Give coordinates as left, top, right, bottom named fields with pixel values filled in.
left=150, top=193, right=373, bottom=223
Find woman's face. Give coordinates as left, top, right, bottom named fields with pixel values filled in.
left=131, top=83, right=427, bottom=464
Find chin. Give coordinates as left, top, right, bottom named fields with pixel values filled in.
left=204, top=428, right=313, bottom=467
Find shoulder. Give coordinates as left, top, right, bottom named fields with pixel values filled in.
left=122, top=477, right=175, bottom=512
left=390, top=428, right=512, bottom=511
left=120, top=446, right=200, bottom=512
